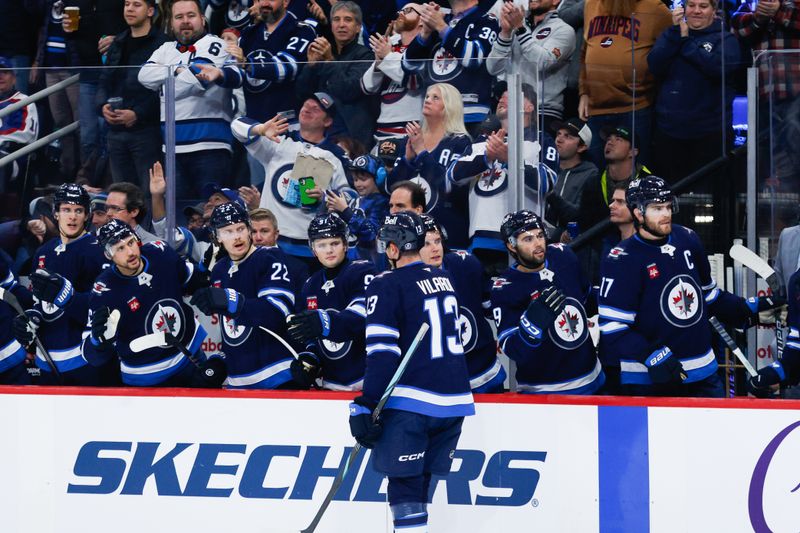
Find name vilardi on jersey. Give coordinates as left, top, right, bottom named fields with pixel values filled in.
left=417, top=276, right=455, bottom=295
left=587, top=16, right=641, bottom=41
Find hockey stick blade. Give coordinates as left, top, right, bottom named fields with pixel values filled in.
left=729, top=244, right=780, bottom=294
left=710, top=317, right=758, bottom=377
left=300, top=322, right=429, bottom=533
left=0, top=287, right=63, bottom=383
left=129, top=331, right=168, bottom=353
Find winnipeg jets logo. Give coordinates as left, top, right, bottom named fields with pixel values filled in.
left=92, top=282, right=109, bottom=295
left=600, top=37, right=613, bottom=47
left=228, top=262, right=238, bottom=277
left=138, top=271, right=153, bottom=287
left=702, top=42, right=713, bottom=53
left=457, top=306, right=478, bottom=352
left=548, top=298, right=589, bottom=350
left=146, top=300, right=185, bottom=338
left=222, top=315, right=251, bottom=346
left=539, top=269, right=554, bottom=282
left=660, top=275, right=703, bottom=327
left=608, top=247, right=627, bottom=259
left=245, top=49, right=273, bottom=92
left=660, top=244, right=676, bottom=257
left=431, top=46, right=459, bottom=79
left=54, top=243, right=66, bottom=256
left=491, top=277, right=510, bottom=289
left=410, top=176, right=436, bottom=210
left=151, top=241, right=166, bottom=251
left=321, top=280, right=335, bottom=295
left=475, top=165, right=507, bottom=196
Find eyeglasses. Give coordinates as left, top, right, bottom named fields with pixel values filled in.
left=398, top=6, right=420, bottom=15
left=104, top=204, right=127, bottom=214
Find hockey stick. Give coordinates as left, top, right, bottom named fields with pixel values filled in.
left=259, top=325, right=300, bottom=359
left=0, top=287, right=63, bottom=383
left=300, top=322, right=430, bottom=533
left=728, top=244, right=785, bottom=393
left=129, top=331, right=169, bottom=353
left=710, top=316, right=758, bottom=378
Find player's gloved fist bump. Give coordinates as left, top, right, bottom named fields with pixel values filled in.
left=287, top=310, right=331, bottom=344
left=31, top=269, right=74, bottom=308
left=747, top=361, right=784, bottom=398
left=190, top=287, right=245, bottom=318
left=90, top=306, right=119, bottom=349
left=12, top=311, right=41, bottom=348
left=519, top=285, right=566, bottom=346
left=290, top=352, right=323, bottom=389
left=644, top=346, right=686, bottom=384
left=348, top=396, right=382, bottom=449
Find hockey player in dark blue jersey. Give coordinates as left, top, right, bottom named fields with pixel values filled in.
left=83, top=219, right=224, bottom=388
left=191, top=202, right=297, bottom=389
left=491, top=210, right=605, bottom=394
left=402, top=0, right=499, bottom=128
left=214, top=0, right=318, bottom=124
left=286, top=212, right=376, bottom=390
left=349, top=211, right=474, bottom=533
left=598, top=177, right=782, bottom=397
left=749, top=269, right=800, bottom=397
left=1, top=258, right=33, bottom=384
left=12, top=184, right=112, bottom=385
left=418, top=214, right=505, bottom=393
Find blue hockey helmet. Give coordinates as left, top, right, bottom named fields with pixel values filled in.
left=209, top=202, right=250, bottom=235
left=500, top=209, right=545, bottom=245
left=53, top=183, right=91, bottom=215
left=377, top=211, right=426, bottom=253
left=97, top=218, right=137, bottom=251
left=626, top=175, right=678, bottom=216
left=308, top=212, right=349, bottom=243
left=419, top=213, right=448, bottom=242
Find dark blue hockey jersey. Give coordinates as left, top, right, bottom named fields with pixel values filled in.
left=298, top=259, right=376, bottom=390
left=491, top=244, right=604, bottom=394
left=229, top=13, right=318, bottom=122
left=777, top=269, right=800, bottom=385
left=32, top=233, right=108, bottom=374
left=385, top=134, right=472, bottom=248
left=0, top=259, right=30, bottom=381
left=441, top=251, right=504, bottom=391
left=402, top=5, right=499, bottom=123
left=598, top=225, right=751, bottom=385
left=83, top=242, right=206, bottom=386
left=364, top=261, right=475, bottom=417
left=211, top=246, right=296, bottom=389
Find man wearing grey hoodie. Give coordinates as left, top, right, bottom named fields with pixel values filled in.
left=545, top=117, right=597, bottom=237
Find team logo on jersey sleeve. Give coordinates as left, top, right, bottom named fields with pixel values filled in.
left=146, top=299, right=186, bottom=338
left=431, top=46, right=460, bottom=81
left=660, top=275, right=703, bottom=327
left=244, top=49, right=274, bottom=92
left=474, top=166, right=508, bottom=196
left=222, top=316, right=252, bottom=346
left=457, top=306, right=478, bottom=352
left=548, top=297, right=589, bottom=350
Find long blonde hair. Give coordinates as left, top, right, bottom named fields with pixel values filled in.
left=422, top=83, right=468, bottom=137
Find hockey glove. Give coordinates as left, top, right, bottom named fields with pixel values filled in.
left=518, top=285, right=566, bottom=346
left=31, top=269, right=74, bottom=309
left=644, top=346, right=686, bottom=385
left=745, top=295, right=786, bottom=315
left=287, top=310, right=331, bottom=344
left=199, top=355, right=228, bottom=388
left=348, top=396, right=382, bottom=449
left=90, top=306, right=120, bottom=350
left=747, top=361, right=785, bottom=398
left=12, top=310, right=41, bottom=349
left=290, top=352, right=323, bottom=389
left=190, top=287, right=244, bottom=318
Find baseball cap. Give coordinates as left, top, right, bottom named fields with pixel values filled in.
left=183, top=201, right=206, bottom=218
left=0, top=57, right=12, bottom=71
left=309, top=92, right=336, bottom=117
left=200, top=183, right=245, bottom=207
left=600, top=125, right=639, bottom=147
left=552, top=118, right=592, bottom=146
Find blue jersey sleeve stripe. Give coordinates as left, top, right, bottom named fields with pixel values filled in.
left=497, top=327, right=518, bottom=343
left=346, top=303, right=367, bottom=318
left=266, top=296, right=291, bottom=317
left=258, top=287, right=296, bottom=305
left=704, top=288, right=720, bottom=304
left=599, top=321, right=629, bottom=335
left=366, top=343, right=401, bottom=356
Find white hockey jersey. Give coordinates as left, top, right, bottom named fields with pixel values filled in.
left=231, top=117, right=349, bottom=242
left=138, top=34, right=234, bottom=154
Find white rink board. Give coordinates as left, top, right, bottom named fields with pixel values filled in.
left=0, top=390, right=798, bottom=533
